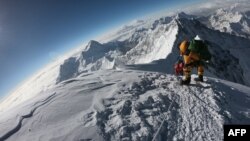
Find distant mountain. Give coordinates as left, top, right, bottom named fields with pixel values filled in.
left=200, top=8, right=250, bottom=38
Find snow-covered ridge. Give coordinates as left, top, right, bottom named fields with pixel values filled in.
left=55, top=14, right=250, bottom=87
left=0, top=70, right=249, bottom=141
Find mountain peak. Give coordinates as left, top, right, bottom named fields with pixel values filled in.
left=88, top=40, right=102, bottom=47
left=175, top=12, right=194, bottom=19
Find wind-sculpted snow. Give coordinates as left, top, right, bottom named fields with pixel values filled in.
left=0, top=93, right=56, bottom=141
left=82, top=71, right=250, bottom=141
left=0, top=70, right=249, bottom=141
left=88, top=71, right=250, bottom=141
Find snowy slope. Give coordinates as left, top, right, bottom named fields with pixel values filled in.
left=0, top=70, right=249, bottom=141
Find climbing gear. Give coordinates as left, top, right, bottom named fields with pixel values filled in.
left=188, top=39, right=211, bottom=61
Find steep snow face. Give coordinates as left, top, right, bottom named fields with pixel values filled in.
left=56, top=18, right=180, bottom=84
left=123, top=20, right=178, bottom=64
left=0, top=70, right=249, bottom=141
left=204, top=9, right=250, bottom=38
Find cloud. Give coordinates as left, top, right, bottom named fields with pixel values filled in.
left=183, top=0, right=250, bottom=15
left=145, top=0, right=250, bottom=21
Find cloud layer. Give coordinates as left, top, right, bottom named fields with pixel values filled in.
left=185, top=0, right=250, bottom=16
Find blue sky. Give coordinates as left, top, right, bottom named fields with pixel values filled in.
left=0, top=0, right=203, bottom=98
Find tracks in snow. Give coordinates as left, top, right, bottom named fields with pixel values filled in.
left=81, top=72, right=224, bottom=141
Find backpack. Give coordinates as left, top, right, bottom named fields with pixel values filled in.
left=188, top=39, right=211, bottom=61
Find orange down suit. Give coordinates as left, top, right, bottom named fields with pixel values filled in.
left=179, top=40, right=204, bottom=79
